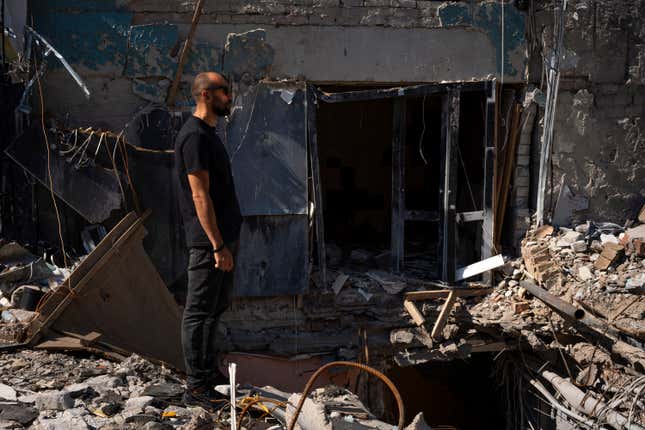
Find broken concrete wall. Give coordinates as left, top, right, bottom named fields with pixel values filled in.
left=30, top=0, right=528, bottom=130
left=523, top=0, right=645, bottom=228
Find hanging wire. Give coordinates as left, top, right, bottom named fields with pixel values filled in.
left=418, top=94, right=428, bottom=165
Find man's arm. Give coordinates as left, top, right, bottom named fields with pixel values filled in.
left=187, top=171, right=234, bottom=272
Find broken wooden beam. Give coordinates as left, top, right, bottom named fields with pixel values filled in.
left=431, top=290, right=457, bottom=340
left=403, top=300, right=426, bottom=326
left=405, top=287, right=492, bottom=301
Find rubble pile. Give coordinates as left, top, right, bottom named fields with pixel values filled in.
left=0, top=351, right=209, bottom=429
left=0, top=241, right=78, bottom=345
left=467, top=214, right=645, bottom=427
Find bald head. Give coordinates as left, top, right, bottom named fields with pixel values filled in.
left=191, top=72, right=228, bottom=103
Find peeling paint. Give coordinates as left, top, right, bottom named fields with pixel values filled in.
left=31, top=1, right=131, bottom=71
left=125, top=24, right=179, bottom=79
left=438, top=1, right=526, bottom=78
left=223, top=29, right=275, bottom=81
left=438, top=2, right=474, bottom=26
left=131, top=78, right=171, bottom=103
left=474, top=2, right=526, bottom=78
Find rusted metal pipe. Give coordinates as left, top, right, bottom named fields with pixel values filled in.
left=286, top=361, right=405, bottom=430
left=520, top=279, right=585, bottom=320
left=543, top=370, right=645, bottom=430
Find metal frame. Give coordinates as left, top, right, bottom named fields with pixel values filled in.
left=309, top=81, right=496, bottom=283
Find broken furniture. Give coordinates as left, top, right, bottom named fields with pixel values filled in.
left=24, top=212, right=184, bottom=369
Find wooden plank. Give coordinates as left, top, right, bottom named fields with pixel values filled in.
left=405, top=287, right=492, bottom=301
left=28, top=212, right=140, bottom=338
left=431, top=290, right=457, bottom=340
left=494, top=103, right=522, bottom=247
left=455, top=254, right=505, bottom=281
left=167, top=0, right=204, bottom=106
left=307, top=85, right=327, bottom=288
left=405, top=210, right=440, bottom=222
left=481, top=81, right=497, bottom=261
left=391, top=98, right=406, bottom=273
left=403, top=299, right=426, bottom=326
left=440, top=89, right=460, bottom=283
left=331, top=273, right=349, bottom=295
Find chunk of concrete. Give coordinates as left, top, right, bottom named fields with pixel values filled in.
left=124, top=396, right=154, bottom=413
left=578, top=266, right=594, bottom=281
left=404, top=412, right=433, bottom=430
left=0, top=404, right=39, bottom=426
left=600, top=233, right=620, bottom=245
left=556, top=231, right=583, bottom=247
left=34, top=390, right=75, bottom=411
left=286, top=393, right=331, bottom=430
left=0, top=384, right=17, bottom=402
left=571, top=240, right=588, bottom=253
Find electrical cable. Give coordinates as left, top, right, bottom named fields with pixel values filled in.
left=419, top=94, right=428, bottom=165
left=237, top=397, right=286, bottom=430
left=34, top=46, right=68, bottom=270
left=286, top=361, right=405, bottom=430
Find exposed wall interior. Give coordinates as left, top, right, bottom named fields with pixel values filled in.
left=385, top=354, right=507, bottom=429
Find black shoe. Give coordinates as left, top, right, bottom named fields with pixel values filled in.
left=183, top=387, right=228, bottom=412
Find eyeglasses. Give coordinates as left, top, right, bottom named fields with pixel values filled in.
left=205, top=85, right=230, bottom=96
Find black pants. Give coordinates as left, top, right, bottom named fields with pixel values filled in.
left=182, top=243, right=237, bottom=390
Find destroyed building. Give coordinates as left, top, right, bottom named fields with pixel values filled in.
left=0, top=0, right=644, bottom=429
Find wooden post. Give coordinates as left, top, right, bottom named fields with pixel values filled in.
left=391, top=99, right=406, bottom=273
left=167, top=0, right=205, bottom=106
left=440, top=88, right=460, bottom=283
left=307, top=85, right=327, bottom=288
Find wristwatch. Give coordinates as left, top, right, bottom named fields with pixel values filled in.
left=213, top=244, right=226, bottom=253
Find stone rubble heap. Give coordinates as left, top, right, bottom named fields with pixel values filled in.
left=0, top=351, right=219, bottom=429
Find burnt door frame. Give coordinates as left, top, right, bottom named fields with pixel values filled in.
left=309, top=81, right=496, bottom=283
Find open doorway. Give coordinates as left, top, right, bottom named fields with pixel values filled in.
left=313, top=83, right=491, bottom=278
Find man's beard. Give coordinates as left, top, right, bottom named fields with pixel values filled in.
left=213, top=101, right=231, bottom=117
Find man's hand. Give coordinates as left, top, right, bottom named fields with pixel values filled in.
left=214, top=247, right=234, bottom=272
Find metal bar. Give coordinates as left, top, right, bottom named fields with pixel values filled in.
left=440, top=89, right=460, bottom=283
left=457, top=210, right=484, bottom=223
left=405, top=287, right=492, bottom=301
left=306, top=85, right=327, bottom=288
left=520, top=279, right=585, bottom=320
left=391, top=98, right=406, bottom=273
left=481, top=80, right=496, bottom=260
left=404, top=210, right=439, bottom=222
left=2, top=0, right=6, bottom=66
left=536, top=1, right=567, bottom=225
left=316, top=81, right=488, bottom=104
left=25, top=26, right=90, bottom=99
left=167, top=0, right=204, bottom=106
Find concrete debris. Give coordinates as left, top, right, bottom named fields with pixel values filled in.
left=0, top=384, right=17, bottom=402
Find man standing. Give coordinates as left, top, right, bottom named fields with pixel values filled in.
left=174, top=72, right=242, bottom=410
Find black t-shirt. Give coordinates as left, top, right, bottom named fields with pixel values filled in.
left=174, top=116, right=242, bottom=248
